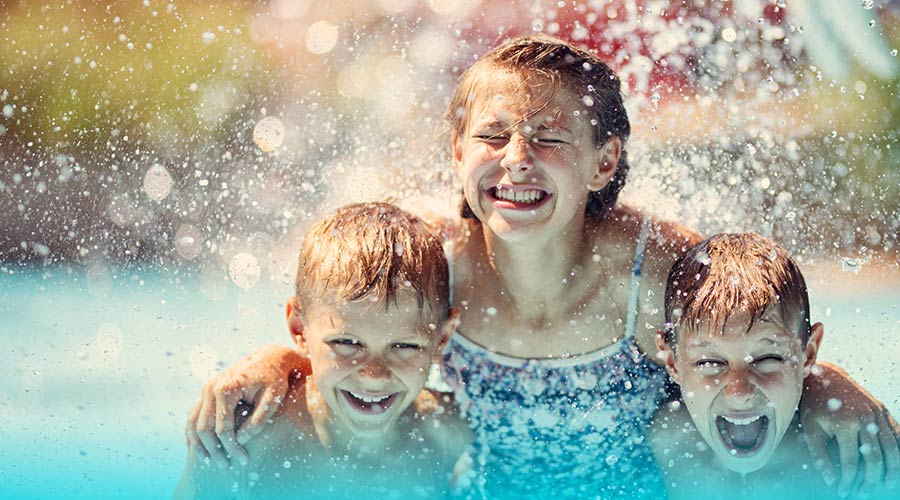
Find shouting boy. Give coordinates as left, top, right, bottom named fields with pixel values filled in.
left=649, top=233, right=893, bottom=499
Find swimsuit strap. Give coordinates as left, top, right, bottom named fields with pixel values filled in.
left=442, top=218, right=456, bottom=305
left=624, top=216, right=650, bottom=339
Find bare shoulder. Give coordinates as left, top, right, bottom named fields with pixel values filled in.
left=643, top=214, right=703, bottom=281
left=610, top=207, right=701, bottom=354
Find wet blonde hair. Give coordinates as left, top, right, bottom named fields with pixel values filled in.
left=663, top=233, right=811, bottom=348
left=295, top=202, right=450, bottom=329
left=447, top=34, right=631, bottom=217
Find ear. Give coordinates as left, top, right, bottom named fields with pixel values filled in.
left=587, top=136, right=621, bottom=191
left=802, top=322, right=824, bottom=377
left=286, top=297, right=308, bottom=356
left=435, top=307, right=460, bottom=357
left=655, top=330, right=681, bottom=384
left=451, top=130, right=464, bottom=172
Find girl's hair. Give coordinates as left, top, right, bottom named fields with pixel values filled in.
left=448, top=34, right=631, bottom=218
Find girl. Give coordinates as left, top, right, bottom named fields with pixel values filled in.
left=187, top=35, right=899, bottom=499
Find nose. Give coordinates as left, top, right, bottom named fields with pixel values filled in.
left=358, top=355, right=391, bottom=382
left=500, top=135, right=533, bottom=175
left=723, top=371, right=758, bottom=407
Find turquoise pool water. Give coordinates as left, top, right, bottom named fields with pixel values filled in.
left=1, top=264, right=898, bottom=499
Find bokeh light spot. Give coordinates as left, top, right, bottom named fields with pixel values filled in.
left=253, top=116, right=285, bottom=152
left=143, top=163, right=173, bottom=201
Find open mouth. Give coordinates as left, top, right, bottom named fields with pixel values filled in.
left=715, top=414, right=770, bottom=456
left=488, top=186, right=550, bottom=208
left=340, top=390, right=401, bottom=416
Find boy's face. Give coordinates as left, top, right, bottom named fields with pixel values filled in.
left=659, top=310, right=823, bottom=474
left=288, top=295, right=450, bottom=439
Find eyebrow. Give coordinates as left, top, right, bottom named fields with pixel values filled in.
left=685, top=335, right=789, bottom=349
left=471, top=119, right=572, bottom=135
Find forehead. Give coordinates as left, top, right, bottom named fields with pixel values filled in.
left=468, top=70, right=584, bottom=128
left=306, top=296, right=428, bottom=339
left=680, top=313, right=799, bottom=351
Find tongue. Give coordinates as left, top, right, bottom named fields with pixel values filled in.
left=725, top=418, right=764, bottom=449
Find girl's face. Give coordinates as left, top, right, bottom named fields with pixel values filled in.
left=452, top=72, right=619, bottom=243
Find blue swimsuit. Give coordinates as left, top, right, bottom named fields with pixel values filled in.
left=441, top=221, right=668, bottom=499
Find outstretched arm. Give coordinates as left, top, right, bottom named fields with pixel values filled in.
left=185, top=344, right=307, bottom=468
left=801, top=362, right=900, bottom=498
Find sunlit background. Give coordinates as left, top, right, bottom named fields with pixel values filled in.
left=1, top=1, right=899, bottom=498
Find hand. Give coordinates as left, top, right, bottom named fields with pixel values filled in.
left=801, top=362, right=900, bottom=498
left=184, top=344, right=307, bottom=468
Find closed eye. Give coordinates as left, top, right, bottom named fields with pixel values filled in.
left=696, top=359, right=726, bottom=375
left=752, top=355, right=785, bottom=373
left=532, top=137, right=566, bottom=146
left=473, top=133, right=508, bottom=144
left=393, top=342, right=423, bottom=350
left=328, top=338, right=363, bottom=356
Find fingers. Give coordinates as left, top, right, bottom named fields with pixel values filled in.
left=237, top=387, right=281, bottom=446
left=859, top=421, right=883, bottom=496
left=196, top=384, right=229, bottom=468
left=836, top=426, right=860, bottom=498
left=805, top=425, right=838, bottom=487
left=876, top=410, right=900, bottom=489
left=185, top=400, right=209, bottom=460
left=214, top=386, right=249, bottom=466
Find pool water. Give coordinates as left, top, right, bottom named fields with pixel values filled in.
left=1, top=263, right=898, bottom=499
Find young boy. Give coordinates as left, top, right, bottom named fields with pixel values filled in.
left=174, top=202, right=471, bottom=500
left=649, top=233, right=890, bottom=499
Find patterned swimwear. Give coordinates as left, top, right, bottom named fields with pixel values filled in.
left=441, top=219, right=668, bottom=499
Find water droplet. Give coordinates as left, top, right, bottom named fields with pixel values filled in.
left=229, top=253, right=261, bottom=290
left=201, top=32, right=216, bottom=44
left=143, top=163, right=173, bottom=201
left=861, top=0, right=874, bottom=9
left=306, top=20, right=339, bottom=55
left=841, top=257, right=864, bottom=274
left=253, top=116, right=285, bottom=152
left=827, top=398, right=843, bottom=412
left=581, top=95, right=594, bottom=107
left=283, top=460, right=292, bottom=469
left=694, top=251, right=711, bottom=266
left=605, top=454, right=619, bottom=466
left=175, top=224, right=203, bottom=260
left=722, top=27, right=737, bottom=43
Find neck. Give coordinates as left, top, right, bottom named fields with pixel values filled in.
left=477, top=214, right=597, bottom=319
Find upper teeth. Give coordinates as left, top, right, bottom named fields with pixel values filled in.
left=722, top=415, right=762, bottom=426
left=494, top=187, right=545, bottom=203
left=350, top=391, right=390, bottom=403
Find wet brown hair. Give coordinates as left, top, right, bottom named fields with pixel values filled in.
left=663, top=233, right=811, bottom=349
left=295, top=202, right=450, bottom=329
left=448, top=34, right=631, bottom=218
